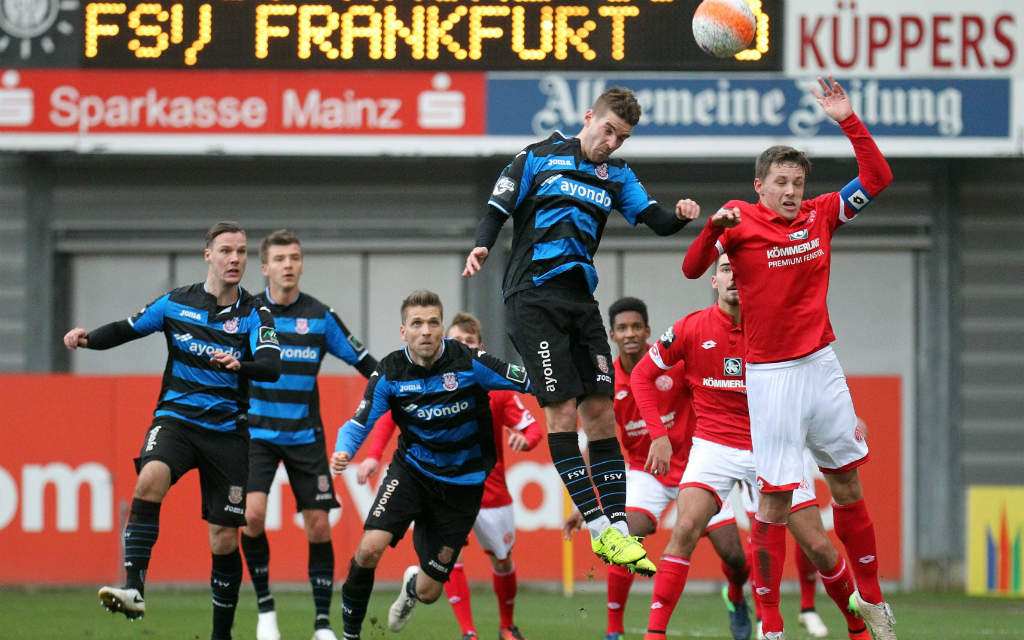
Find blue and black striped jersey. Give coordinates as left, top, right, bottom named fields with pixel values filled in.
left=335, top=339, right=532, bottom=486
left=128, top=283, right=280, bottom=432
left=249, top=290, right=374, bottom=446
left=488, top=131, right=656, bottom=298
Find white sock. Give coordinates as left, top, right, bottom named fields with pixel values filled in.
left=587, top=515, right=612, bottom=539
left=613, top=520, right=629, bottom=537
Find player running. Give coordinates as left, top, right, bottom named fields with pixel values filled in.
left=682, top=75, right=896, bottom=640
left=242, top=230, right=378, bottom=640
left=329, top=291, right=532, bottom=640
left=463, top=86, right=700, bottom=574
left=355, top=312, right=543, bottom=640
left=63, top=221, right=281, bottom=640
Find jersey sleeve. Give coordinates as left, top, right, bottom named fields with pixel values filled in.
left=495, top=392, right=542, bottom=449
left=471, top=349, right=532, bottom=394
left=630, top=320, right=686, bottom=440
left=248, top=305, right=281, bottom=356
left=487, top=148, right=536, bottom=216
left=324, top=308, right=371, bottom=367
left=334, top=368, right=392, bottom=456
left=682, top=210, right=732, bottom=279
left=361, top=410, right=398, bottom=460
left=127, top=293, right=171, bottom=336
left=615, top=163, right=657, bottom=226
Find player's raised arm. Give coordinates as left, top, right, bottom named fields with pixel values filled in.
left=333, top=368, right=391, bottom=468
left=470, top=349, right=533, bottom=395
left=812, top=75, right=893, bottom=202
left=682, top=206, right=740, bottom=278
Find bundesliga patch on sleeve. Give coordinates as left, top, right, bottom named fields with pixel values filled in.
left=506, top=363, right=528, bottom=384
left=348, top=334, right=364, bottom=351
left=659, top=327, right=676, bottom=347
left=259, top=326, right=279, bottom=346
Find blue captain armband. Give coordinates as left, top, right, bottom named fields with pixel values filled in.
left=839, top=177, right=874, bottom=215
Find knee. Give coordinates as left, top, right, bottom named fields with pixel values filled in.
left=354, top=545, right=384, bottom=569
left=417, top=579, right=444, bottom=604
left=670, top=519, right=702, bottom=554
left=491, top=556, right=513, bottom=573
left=209, top=526, right=239, bottom=555
left=244, top=510, right=266, bottom=535
left=304, top=512, right=331, bottom=543
left=827, top=471, right=863, bottom=504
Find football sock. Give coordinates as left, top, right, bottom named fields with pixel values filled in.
left=795, top=540, right=818, bottom=611
left=548, top=432, right=605, bottom=534
left=492, top=563, right=517, bottom=628
left=444, top=562, right=476, bottom=634
left=588, top=437, right=629, bottom=532
left=308, top=540, right=334, bottom=630
left=210, top=549, right=243, bottom=640
left=124, top=498, right=160, bottom=596
left=240, top=531, right=274, bottom=613
left=606, top=563, right=635, bottom=634
left=646, top=555, right=690, bottom=634
left=341, top=558, right=375, bottom=638
left=819, top=557, right=865, bottom=632
left=745, top=536, right=764, bottom=621
left=832, top=498, right=883, bottom=604
left=752, top=516, right=787, bottom=634
left=721, top=557, right=750, bottom=603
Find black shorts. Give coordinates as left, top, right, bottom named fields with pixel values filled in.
left=506, top=277, right=615, bottom=406
left=135, top=419, right=248, bottom=527
left=364, top=456, right=484, bottom=582
left=247, top=437, right=339, bottom=511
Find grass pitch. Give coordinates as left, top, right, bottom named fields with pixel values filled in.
left=1, top=585, right=1021, bottom=639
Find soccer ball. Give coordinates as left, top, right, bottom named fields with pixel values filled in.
left=692, top=0, right=756, bottom=58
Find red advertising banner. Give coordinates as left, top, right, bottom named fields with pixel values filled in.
left=0, top=69, right=485, bottom=135
left=0, top=374, right=902, bottom=586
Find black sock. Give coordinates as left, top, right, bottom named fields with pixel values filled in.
left=341, top=558, right=375, bottom=638
left=548, top=432, right=603, bottom=522
left=211, top=549, right=243, bottom=640
left=588, top=437, right=628, bottom=526
left=308, top=540, right=334, bottom=630
left=124, top=498, right=161, bottom=596
left=240, top=532, right=274, bottom=613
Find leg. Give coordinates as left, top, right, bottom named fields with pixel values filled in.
left=604, top=509, right=656, bottom=638
left=445, top=549, right=476, bottom=636
left=488, top=553, right=520, bottom=638
left=342, top=528, right=393, bottom=639
left=545, top=399, right=611, bottom=536
left=787, top=506, right=857, bottom=638
left=708, top=520, right=752, bottom=640
left=580, top=394, right=629, bottom=533
left=240, top=491, right=279, bottom=628
left=752, top=491, right=792, bottom=636
left=209, top=524, right=243, bottom=640
left=303, top=508, right=335, bottom=634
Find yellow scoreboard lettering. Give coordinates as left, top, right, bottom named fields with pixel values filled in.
left=966, top=486, right=1024, bottom=596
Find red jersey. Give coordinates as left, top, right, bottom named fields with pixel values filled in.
left=362, top=390, right=543, bottom=508
left=613, top=353, right=693, bottom=487
left=632, top=306, right=751, bottom=451
left=682, top=114, right=893, bottom=364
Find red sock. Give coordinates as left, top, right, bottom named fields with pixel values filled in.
left=492, top=564, right=517, bottom=629
left=721, top=557, right=749, bottom=603
left=444, top=562, right=475, bottom=634
left=752, top=517, right=787, bottom=634
left=607, top=564, right=635, bottom=634
left=832, top=499, right=882, bottom=604
left=646, top=556, right=690, bottom=634
left=819, top=557, right=865, bottom=632
left=745, top=537, right=763, bottom=622
left=795, top=540, right=818, bottom=610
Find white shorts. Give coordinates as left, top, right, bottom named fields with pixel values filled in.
left=473, top=504, right=515, bottom=560
left=746, top=346, right=869, bottom=491
left=626, top=468, right=736, bottom=532
left=680, top=437, right=758, bottom=510
left=740, top=449, right=820, bottom=514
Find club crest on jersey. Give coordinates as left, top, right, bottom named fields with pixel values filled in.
left=222, top=318, right=239, bottom=333
left=595, top=163, right=609, bottom=179
left=723, top=357, right=743, bottom=377
left=228, top=485, right=244, bottom=504
left=660, top=327, right=676, bottom=347
left=442, top=372, right=459, bottom=391
left=295, top=318, right=309, bottom=334
left=318, top=475, right=330, bottom=492
left=655, top=375, right=674, bottom=391
left=596, top=354, right=609, bottom=373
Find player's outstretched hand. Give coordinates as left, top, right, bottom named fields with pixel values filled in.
left=563, top=507, right=584, bottom=541
left=644, top=435, right=672, bottom=477
left=811, top=74, right=853, bottom=123
left=506, top=427, right=529, bottom=452
left=462, top=246, right=489, bottom=277
left=356, top=457, right=379, bottom=484
left=710, top=207, right=742, bottom=228
left=330, top=451, right=351, bottom=477
left=63, top=328, right=88, bottom=350
left=674, top=198, right=701, bottom=221
left=210, top=350, right=241, bottom=371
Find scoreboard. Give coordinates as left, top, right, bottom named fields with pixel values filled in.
left=3, top=0, right=781, bottom=70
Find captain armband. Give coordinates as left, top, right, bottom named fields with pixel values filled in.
left=839, top=177, right=874, bottom=215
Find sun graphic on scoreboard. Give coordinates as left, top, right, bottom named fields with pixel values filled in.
left=0, top=0, right=78, bottom=60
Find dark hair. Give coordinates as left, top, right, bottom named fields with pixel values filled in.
left=755, top=145, right=812, bottom=181
left=401, top=289, right=443, bottom=323
left=260, top=229, right=301, bottom=264
left=205, top=221, right=245, bottom=247
left=608, top=296, right=648, bottom=328
left=593, top=86, right=641, bottom=127
left=449, top=311, right=483, bottom=344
